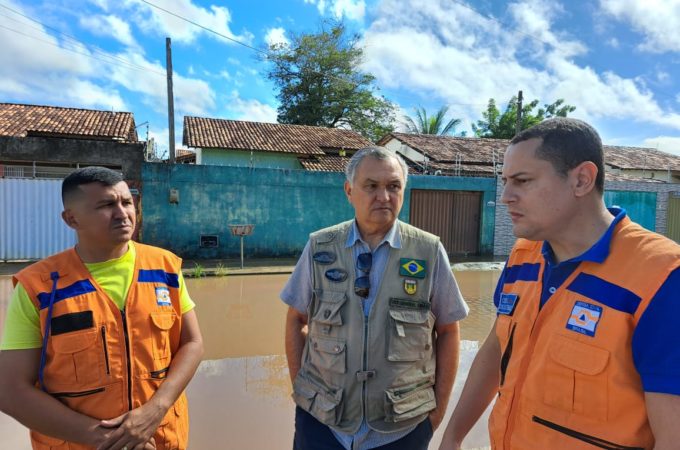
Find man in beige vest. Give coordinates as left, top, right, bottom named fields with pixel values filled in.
left=282, top=146, right=469, bottom=449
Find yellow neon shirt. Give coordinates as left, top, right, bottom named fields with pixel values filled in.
left=0, top=242, right=195, bottom=350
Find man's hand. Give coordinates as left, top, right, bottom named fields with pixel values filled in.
left=95, top=402, right=166, bottom=450
left=428, top=407, right=446, bottom=432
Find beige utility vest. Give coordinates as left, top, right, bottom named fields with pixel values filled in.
left=292, top=220, right=440, bottom=434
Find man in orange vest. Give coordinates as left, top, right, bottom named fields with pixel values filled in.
left=439, top=118, right=680, bottom=450
left=0, top=167, right=204, bottom=450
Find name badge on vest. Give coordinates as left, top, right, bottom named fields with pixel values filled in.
left=566, top=301, right=602, bottom=337
left=498, top=293, right=519, bottom=315
left=156, top=287, right=171, bottom=306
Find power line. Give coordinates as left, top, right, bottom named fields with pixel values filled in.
left=0, top=3, right=166, bottom=77
left=0, top=23, right=165, bottom=78
left=139, top=0, right=268, bottom=56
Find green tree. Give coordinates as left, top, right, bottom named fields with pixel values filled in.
left=402, top=106, right=462, bottom=135
left=266, top=22, right=396, bottom=142
left=472, top=97, right=576, bottom=139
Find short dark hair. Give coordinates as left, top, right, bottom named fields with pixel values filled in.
left=62, top=166, right=124, bottom=205
left=510, top=117, right=605, bottom=193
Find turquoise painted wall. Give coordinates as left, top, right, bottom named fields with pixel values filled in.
left=604, top=190, right=657, bottom=231
left=201, top=148, right=303, bottom=169
left=141, top=164, right=497, bottom=258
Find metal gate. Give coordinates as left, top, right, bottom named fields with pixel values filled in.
left=409, top=189, right=481, bottom=256
left=0, top=178, right=76, bottom=260
left=666, top=192, right=680, bottom=243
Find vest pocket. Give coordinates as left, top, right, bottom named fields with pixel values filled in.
left=544, top=335, right=610, bottom=421
left=50, top=328, right=101, bottom=385
left=150, top=312, right=177, bottom=367
left=29, top=430, right=69, bottom=449
left=292, top=374, right=344, bottom=426
left=312, top=290, right=347, bottom=327
left=386, top=308, right=434, bottom=362
left=384, top=381, right=436, bottom=422
left=309, top=336, right=347, bottom=374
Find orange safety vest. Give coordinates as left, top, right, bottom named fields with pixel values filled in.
left=13, top=243, right=189, bottom=450
left=489, top=217, right=680, bottom=450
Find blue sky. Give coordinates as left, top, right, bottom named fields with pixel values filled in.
left=1, top=0, right=679, bottom=157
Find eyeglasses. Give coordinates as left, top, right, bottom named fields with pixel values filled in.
left=354, top=252, right=372, bottom=298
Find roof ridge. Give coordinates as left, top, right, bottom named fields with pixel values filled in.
left=0, top=102, right=133, bottom=115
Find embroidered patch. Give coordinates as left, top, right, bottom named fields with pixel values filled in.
left=325, top=268, right=348, bottom=282
left=498, top=293, right=519, bottom=315
left=155, top=287, right=171, bottom=306
left=313, top=251, right=336, bottom=265
left=403, top=279, right=417, bottom=295
left=399, top=258, right=427, bottom=279
left=566, top=301, right=603, bottom=337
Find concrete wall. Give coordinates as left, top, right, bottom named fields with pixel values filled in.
left=493, top=178, right=680, bottom=256
left=141, top=163, right=497, bottom=259
left=200, top=148, right=303, bottom=170
left=0, top=136, right=145, bottom=180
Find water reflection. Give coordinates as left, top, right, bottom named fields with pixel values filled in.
left=0, top=269, right=499, bottom=449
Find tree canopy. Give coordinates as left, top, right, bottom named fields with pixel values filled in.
left=402, top=106, right=462, bottom=135
left=472, top=97, right=576, bottom=139
left=266, top=22, right=396, bottom=142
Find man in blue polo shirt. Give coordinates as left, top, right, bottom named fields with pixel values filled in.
left=439, top=118, right=680, bottom=450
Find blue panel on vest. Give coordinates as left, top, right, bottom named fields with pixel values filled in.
left=138, top=269, right=180, bottom=288
left=37, top=280, right=96, bottom=310
left=566, top=272, right=641, bottom=314
left=503, top=263, right=540, bottom=284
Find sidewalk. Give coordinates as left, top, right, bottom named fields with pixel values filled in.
left=1, top=254, right=505, bottom=277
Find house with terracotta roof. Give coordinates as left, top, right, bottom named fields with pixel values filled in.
left=182, top=116, right=372, bottom=171
left=379, top=132, right=680, bottom=182
left=0, top=102, right=144, bottom=180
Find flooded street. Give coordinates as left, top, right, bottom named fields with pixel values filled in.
left=0, top=269, right=499, bottom=449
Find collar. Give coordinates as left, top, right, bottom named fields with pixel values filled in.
left=345, top=219, right=402, bottom=249
left=542, top=207, right=627, bottom=266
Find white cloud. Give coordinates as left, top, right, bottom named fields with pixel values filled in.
left=607, top=37, right=620, bottom=49
left=264, top=27, right=289, bottom=47
left=600, top=0, right=680, bottom=53
left=226, top=92, right=278, bottom=123
left=129, top=0, right=253, bottom=45
left=332, top=0, right=366, bottom=21
left=642, top=136, right=680, bottom=156
left=303, top=0, right=365, bottom=21
left=361, top=0, right=680, bottom=134
left=79, top=15, right=138, bottom=48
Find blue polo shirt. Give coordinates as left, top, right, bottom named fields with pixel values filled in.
left=494, top=207, right=680, bottom=395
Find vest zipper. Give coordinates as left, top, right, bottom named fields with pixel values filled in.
left=499, top=323, right=517, bottom=387
left=361, top=319, right=369, bottom=420
left=100, top=326, right=110, bottom=375
left=121, top=309, right=133, bottom=411
left=51, top=387, right=106, bottom=398
left=532, top=416, right=644, bottom=450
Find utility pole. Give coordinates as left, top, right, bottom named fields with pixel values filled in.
left=515, top=90, right=523, bottom=136
left=166, top=37, right=176, bottom=164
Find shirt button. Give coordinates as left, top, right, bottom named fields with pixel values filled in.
left=549, top=287, right=557, bottom=294
left=323, top=309, right=331, bottom=318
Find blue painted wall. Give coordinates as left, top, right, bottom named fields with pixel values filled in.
left=141, top=164, right=497, bottom=258
left=201, top=148, right=303, bottom=169
left=604, top=190, right=657, bottom=231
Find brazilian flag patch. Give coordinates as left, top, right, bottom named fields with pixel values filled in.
left=399, top=258, right=427, bottom=279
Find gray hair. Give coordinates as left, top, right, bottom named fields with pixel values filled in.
left=345, top=146, right=408, bottom=185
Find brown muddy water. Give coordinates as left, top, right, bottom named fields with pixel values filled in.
left=0, top=270, right=499, bottom=449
